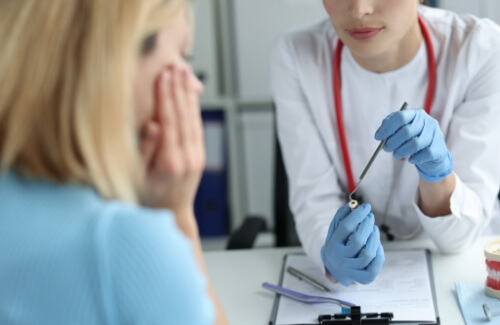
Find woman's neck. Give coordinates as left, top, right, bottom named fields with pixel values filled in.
left=352, top=20, right=423, bottom=73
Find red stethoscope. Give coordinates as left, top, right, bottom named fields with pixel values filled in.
left=333, top=17, right=436, bottom=194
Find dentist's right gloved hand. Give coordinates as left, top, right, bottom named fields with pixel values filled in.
left=321, top=203, right=385, bottom=286
left=374, top=108, right=453, bottom=183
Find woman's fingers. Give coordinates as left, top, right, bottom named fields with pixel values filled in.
left=152, top=67, right=181, bottom=175
left=186, top=70, right=205, bottom=170
left=148, top=65, right=205, bottom=177
left=172, top=67, right=191, bottom=152
left=172, top=66, right=205, bottom=173
left=140, top=64, right=206, bottom=209
left=185, top=68, right=204, bottom=147
left=139, top=120, right=160, bottom=171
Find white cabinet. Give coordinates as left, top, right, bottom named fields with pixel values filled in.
left=240, top=110, right=275, bottom=228
left=230, top=0, right=327, bottom=232
left=193, top=0, right=244, bottom=234
left=192, top=0, right=328, bottom=233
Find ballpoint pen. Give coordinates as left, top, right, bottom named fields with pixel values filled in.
left=287, top=266, right=331, bottom=292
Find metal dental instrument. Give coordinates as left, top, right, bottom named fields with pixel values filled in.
left=348, top=102, right=409, bottom=202
left=483, top=301, right=500, bottom=321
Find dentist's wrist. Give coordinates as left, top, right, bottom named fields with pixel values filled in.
left=416, top=152, right=453, bottom=183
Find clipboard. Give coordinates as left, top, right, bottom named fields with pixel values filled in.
left=268, top=249, right=440, bottom=325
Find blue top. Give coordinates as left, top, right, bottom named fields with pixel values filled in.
left=0, top=171, right=214, bottom=324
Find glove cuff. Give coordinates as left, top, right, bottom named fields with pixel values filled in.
left=417, top=152, right=453, bottom=183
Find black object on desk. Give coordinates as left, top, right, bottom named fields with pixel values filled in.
left=318, top=306, right=394, bottom=324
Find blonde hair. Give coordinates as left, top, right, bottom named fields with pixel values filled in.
left=0, top=0, right=186, bottom=202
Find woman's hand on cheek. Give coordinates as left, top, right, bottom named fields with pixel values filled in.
left=139, top=120, right=161, bottom=171
left=139, top=65, right=206, bottom=216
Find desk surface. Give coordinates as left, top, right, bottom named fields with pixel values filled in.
left=205, top=236, right=493, bottom=325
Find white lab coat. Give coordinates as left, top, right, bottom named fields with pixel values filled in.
left=270, top=5, right=500, bottom=271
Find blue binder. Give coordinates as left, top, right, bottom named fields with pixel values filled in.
left=194, top=110, right=228, bottom=237
left=428, top=0, right=438, bottom=7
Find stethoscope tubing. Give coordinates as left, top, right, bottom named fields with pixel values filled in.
left=332, top=16, right=436, bottom=240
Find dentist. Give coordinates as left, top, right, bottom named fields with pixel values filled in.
left=271, top=0, right=500, bottom=285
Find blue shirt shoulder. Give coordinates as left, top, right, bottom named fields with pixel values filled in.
left=0, top=171, right=214, bottom=325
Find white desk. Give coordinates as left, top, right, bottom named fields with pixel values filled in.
left=205, top=236, right=495, bottom=325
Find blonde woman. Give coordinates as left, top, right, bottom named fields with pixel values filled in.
left=0, top=1, right=227, bottom=324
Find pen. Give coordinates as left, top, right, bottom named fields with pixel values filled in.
left=287, top=266, right=331, bottom=292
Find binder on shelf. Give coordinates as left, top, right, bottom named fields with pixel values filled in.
left=428, top=0, right=438, bottom=7
left=194, top=110, right=228, bottom=237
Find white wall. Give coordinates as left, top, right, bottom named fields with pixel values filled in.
left=191, top=0, right=220, bottom=102
left=232, top=0, right=326, bottom=102
left=438, top=0, right=481, bottom=16
left=439, top=0, right=500, bottom=24
left=482, top=0, right=500, bottom=24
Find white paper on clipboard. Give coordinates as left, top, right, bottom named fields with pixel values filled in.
left=269, top=249, right=440, bottom=325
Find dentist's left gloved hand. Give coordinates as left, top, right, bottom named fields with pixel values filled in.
left=374, top=108, right=453, bottom=183
left=321, top=203, right=385, bottom=286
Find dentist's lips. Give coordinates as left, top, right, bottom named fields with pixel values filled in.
left=348, top=27, right=383, bottom=40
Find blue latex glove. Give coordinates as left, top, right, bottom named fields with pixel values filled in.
left=374, top=108, right=453, bottom=183
left=321, top=203, right=385, bottom=286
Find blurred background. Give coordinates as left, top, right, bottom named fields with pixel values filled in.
left=192, top=0, right=500, bottom=250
